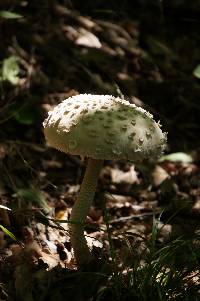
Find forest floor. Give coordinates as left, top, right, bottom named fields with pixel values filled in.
left=0, top=1, right=200, bottom=300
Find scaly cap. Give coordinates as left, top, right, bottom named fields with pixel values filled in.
left=43, top=94, right=167, bottom=161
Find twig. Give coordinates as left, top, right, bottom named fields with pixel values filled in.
left=110, top=210, right=162, bottom=224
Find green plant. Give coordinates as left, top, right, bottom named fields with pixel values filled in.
left=0, top=56, right=20, bottom=85
left=0, top=225, right=16, bottom=240
left=0, top=10, right=22, bottom=19
left=99, top=218, right=200, bottom=301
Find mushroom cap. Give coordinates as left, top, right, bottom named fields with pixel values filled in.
left=43, top=94, right=167, bottom=161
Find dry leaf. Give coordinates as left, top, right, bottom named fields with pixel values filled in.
left=76, top=28, right=102, bottom=48
left=152, top=165, right=170, bottom=186
left=110, top=165, right=138, bottom=184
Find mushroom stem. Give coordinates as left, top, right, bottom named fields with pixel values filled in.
left=69, top=158, right=103, bottom=265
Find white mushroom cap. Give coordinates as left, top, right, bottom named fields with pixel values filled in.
left=43, top=94, right=167, bottom=161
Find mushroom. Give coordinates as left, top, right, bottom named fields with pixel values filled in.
left=43, top=94, right=167, bottom=265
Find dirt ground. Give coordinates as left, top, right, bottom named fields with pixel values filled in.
left=0, top=1, right=200, bottom=300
